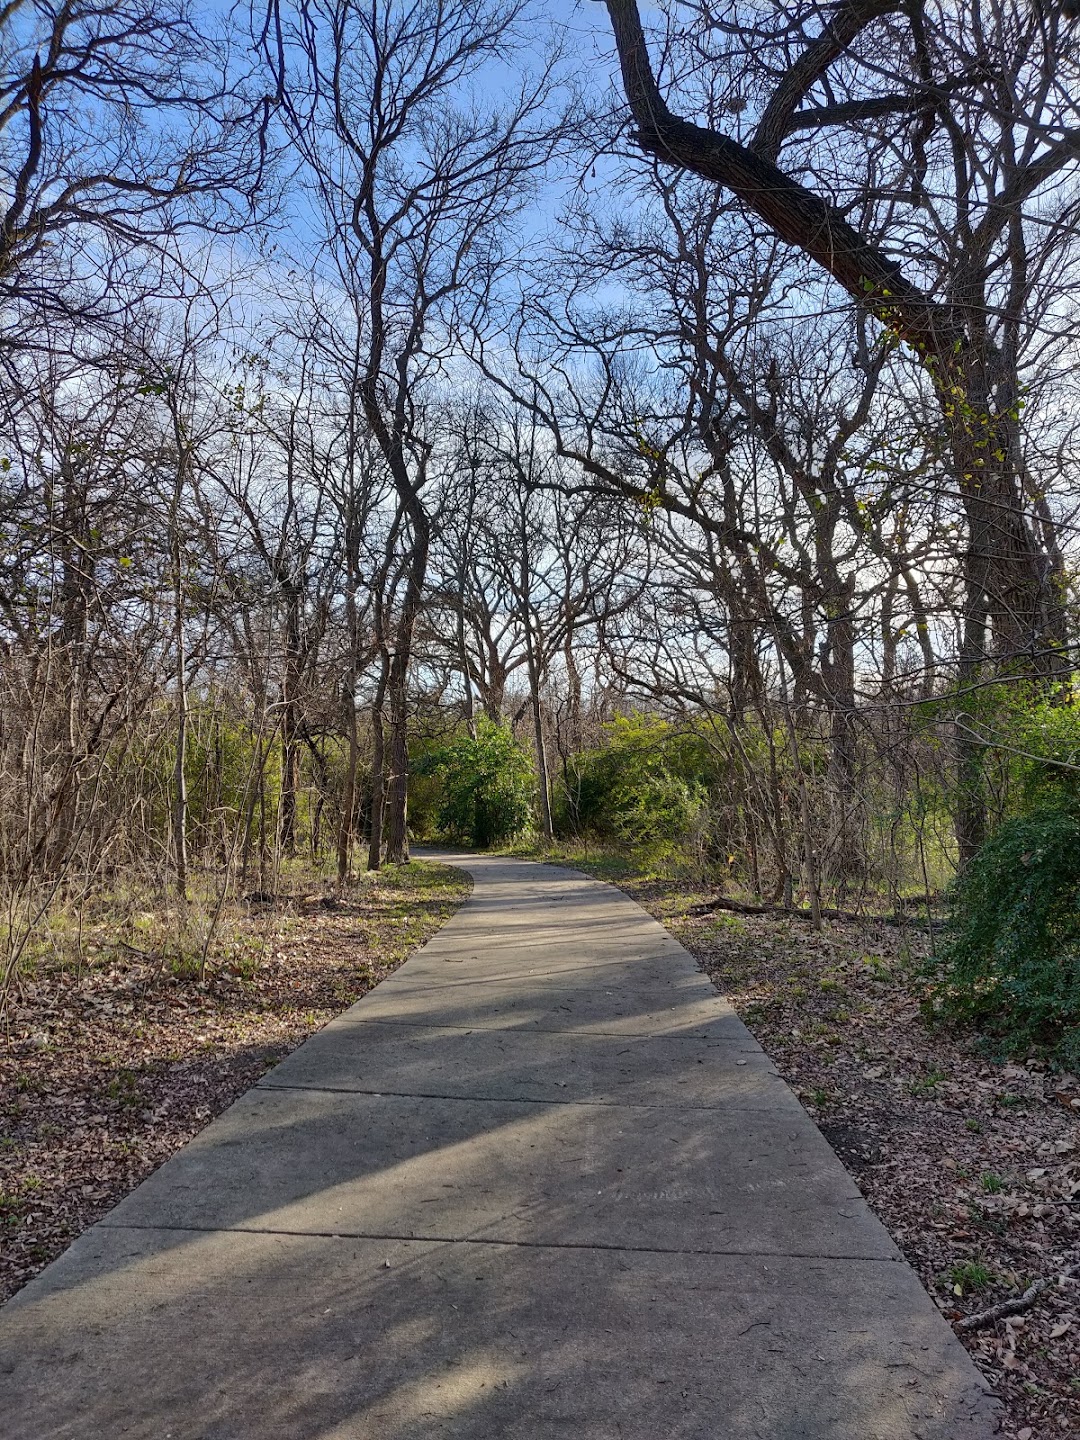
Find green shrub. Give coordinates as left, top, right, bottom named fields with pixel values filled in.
left=420, top=718, right=535, bottom=848
left=557, top=714, right=707, bottom=849
left=1009, top=688, right=1080, bottom=809
left=933, top=803, right=1080, bottom=1064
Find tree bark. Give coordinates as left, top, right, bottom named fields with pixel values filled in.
left=367, top=657, right=389, bottom=873
left=338, top=679, right=359, bottom=889
left=279, top=579, right=303, bottom=857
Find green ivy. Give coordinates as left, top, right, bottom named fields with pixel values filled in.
left=933, top=803, right=1080, bottom=1064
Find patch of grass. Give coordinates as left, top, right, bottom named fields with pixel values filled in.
left=0, top=1176, right=41, bottom=1225
left=906, top=1067, right=947, bottom=1097
left=862, top=953, right=893, bottom=980
left=697, top=914, right=746, bottom=940
left=980, top=1171, right=1005, bottom=1194
left=743, top=999, right=779, bottom=1024
left=965, top=1118, right=983, bottom=1133
left=949, top=1259, right=994, bottom=1293
left=520, top=844, right=642, bottom=882
left=967, top=1203, right=1008, bottom=1236
left=104, top=1068, right=144, bottom=1108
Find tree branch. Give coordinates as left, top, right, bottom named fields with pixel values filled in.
left=600, top=0, right=962, bottom=357
left=752, top=0, right=903, bottom=161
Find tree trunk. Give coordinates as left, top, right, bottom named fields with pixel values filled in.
left=279, top=581, right=303, bottom=858
left=385, top=688, right=410, bottom=865
left=522, top=622, right=553, bottom=843
left=953, top=572, right=990, bottom=867
left=367, top=659, right=389, bottom=872
left=338, top=681, right=359, bottom=889
left=172, top=611, right=189, bottom=902
left=382, top=521, right=430, bottom=865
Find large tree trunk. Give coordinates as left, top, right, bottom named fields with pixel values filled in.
left=521, top=595, right=554, bottom=843
left=528, top=671, right=554, bottom=844
left=820, top=577, right=859, bottom=885
left=337, top=680, right=359, bottom=889
left=172, top=607, right=189, bottom=902
left=382, top=514, right=430, bottom=865
left=384, top=701, right=410, bottom=864
left=168, top=436, right=189, bottom=903
left=953, top=572, right=991, bottom=867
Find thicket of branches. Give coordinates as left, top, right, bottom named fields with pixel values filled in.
left=4, top=0, right=1080, bottom=1036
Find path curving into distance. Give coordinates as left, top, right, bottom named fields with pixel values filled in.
left=0, top=854, right=999, bottom=1439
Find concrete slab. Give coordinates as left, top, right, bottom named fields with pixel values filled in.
left=259, top=1018, right=773, bottom=1105
left=338, top=971, right=751, bottom=1035
left=1, top=1227, right=997, bottom=1440
left=98, top=1085, right=892, bottom=1258
left=0, top=851, right=999, bottom=1437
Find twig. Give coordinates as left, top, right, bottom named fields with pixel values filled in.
left=689, top=894, right=932, bottom=929
left=117, top=940, right=164, bottom=962
left=958, top=1266, right=1079, bottom=1332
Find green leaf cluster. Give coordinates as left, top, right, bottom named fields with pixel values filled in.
left=558, top=714, right=707, bottom=849
left=419, top=718, right=535, bottom=849
left=934, top=803, right=1080, bottom=1065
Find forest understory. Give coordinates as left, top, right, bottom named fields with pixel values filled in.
left=581, top=863, right=1080, bottom=1440
left=0, top=860, right=470, bottom=1306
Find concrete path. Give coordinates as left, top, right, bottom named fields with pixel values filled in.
left=0, top=855, right=998, bottom=1439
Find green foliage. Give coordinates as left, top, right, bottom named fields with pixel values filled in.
left=1007, top=686, right=1080, bottom=808
left=557, top=714, right=708, bottom=851
left=933, top=802, right=1080, bottom=1064
left=420, top=718, right=535, bottom=848
left=918, top=676, right=1080, bottom=828
left=948, top=1260, right=993, bottom=1294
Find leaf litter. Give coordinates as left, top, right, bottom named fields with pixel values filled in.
left=0, top=861, right=470, bottom=1305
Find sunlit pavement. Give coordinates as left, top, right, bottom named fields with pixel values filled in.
left=0, top=854, right=999, bottom=1438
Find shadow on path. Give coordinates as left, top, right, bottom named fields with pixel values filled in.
left=0, top=854, right=999, bottom=1439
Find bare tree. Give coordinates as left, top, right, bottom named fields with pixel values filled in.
left=264, top=0, right=563, bottom=862
left=587, top=0, right=1080, bottom=856
left=0, top=0, right=268, bottom=342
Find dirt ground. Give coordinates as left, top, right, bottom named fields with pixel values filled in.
left=0, top=859, right=470, bottom=1304
left=620, top=876, right=1079, bottom=1440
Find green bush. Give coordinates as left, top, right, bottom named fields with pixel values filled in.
left=934, top=803, right=1080, bottom=1064
left=1009, top=688, right=1080, bottom=809
left=557, top=714, right=707, bottom=849
left=420, top=718, right=535, bottom=848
